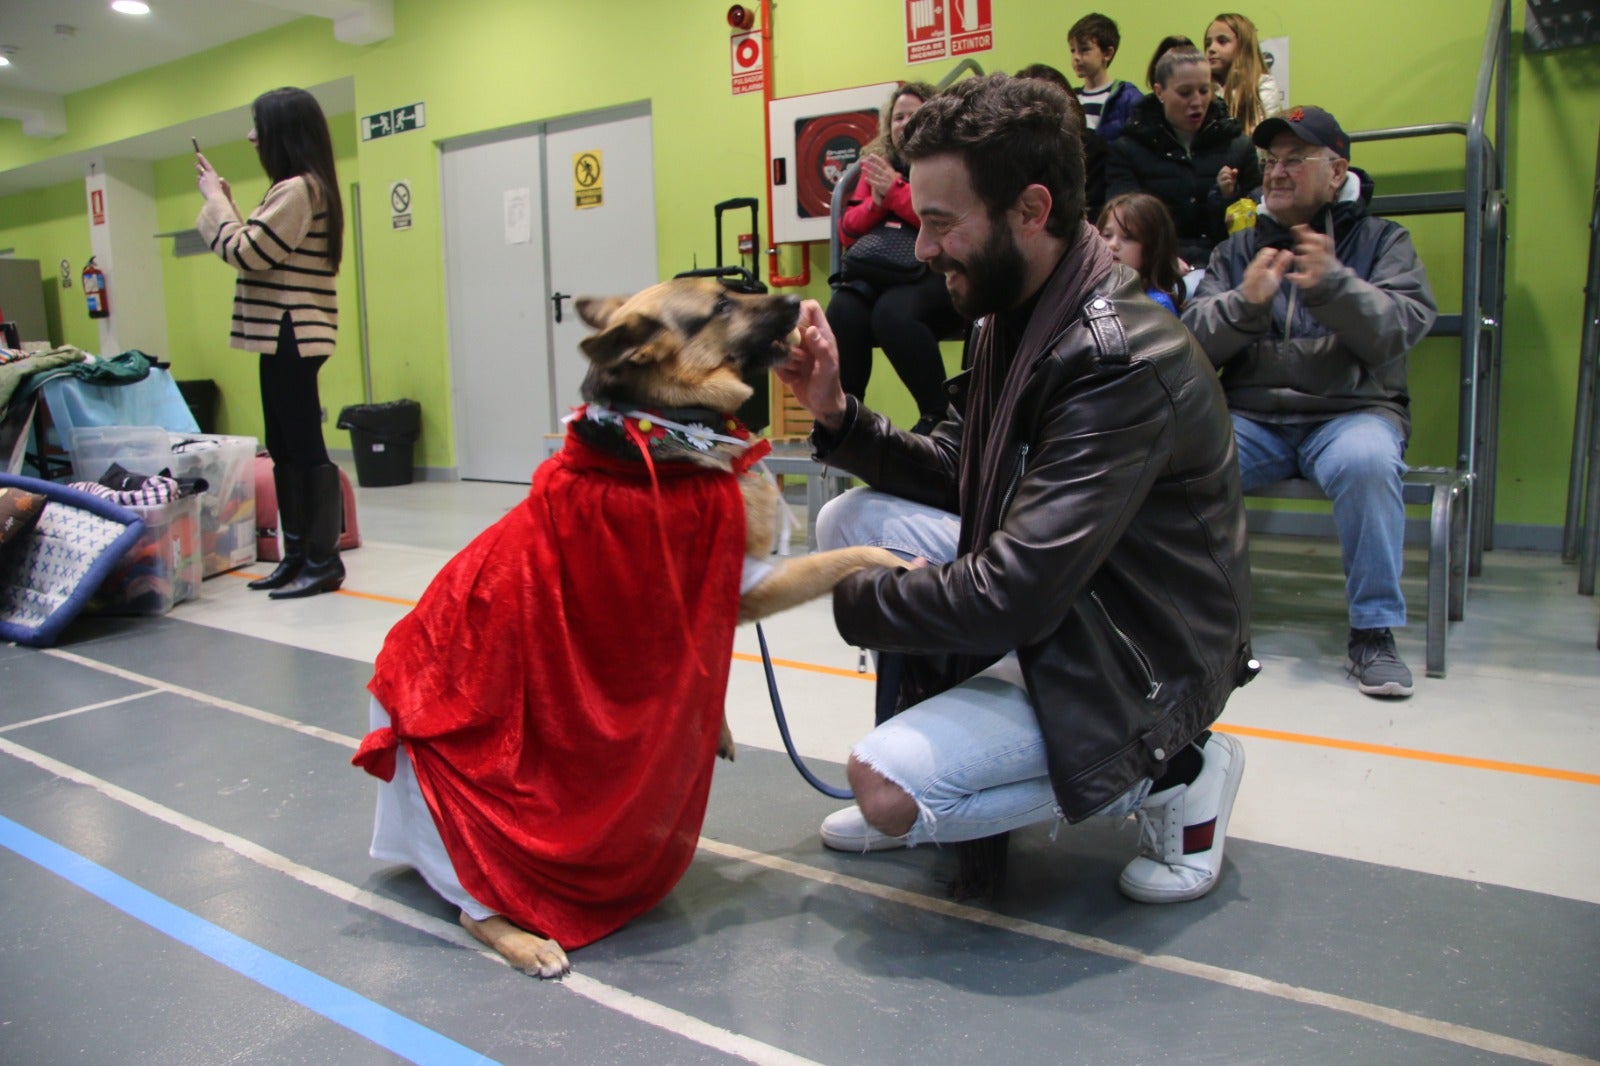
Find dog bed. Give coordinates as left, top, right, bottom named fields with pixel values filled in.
left=0, top=472, right=145, bottom=647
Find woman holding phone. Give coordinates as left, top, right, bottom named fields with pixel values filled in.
left=195, top=87, right=346, bottom=600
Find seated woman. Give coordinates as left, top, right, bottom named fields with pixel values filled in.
left=1106, top=46, right=1260, bottom=268
left=1205, top=12, right=1283, bottom=134
left=826, top=82, right=963, bottom=434
left=1098, top=192, right=1186, bottom=315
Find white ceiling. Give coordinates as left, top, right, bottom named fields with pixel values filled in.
left=0, top=1, right=379, bottom=196
left=0, top=0, right=319, bottom=97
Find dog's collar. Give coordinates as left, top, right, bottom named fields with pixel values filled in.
left=564, top=402, right=757, bottom=454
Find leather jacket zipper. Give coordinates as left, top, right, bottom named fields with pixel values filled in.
left=999, top=443, right=1030, bottom=521
left=1090, top=591, right=1162, bottom=700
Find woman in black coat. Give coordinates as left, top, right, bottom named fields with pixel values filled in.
left=1107, top=47, right=1260, bottom=267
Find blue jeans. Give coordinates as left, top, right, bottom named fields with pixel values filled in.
left=1231, top=412, right=1408, bottom=630
left=814, top=488, right=1150, bottom=845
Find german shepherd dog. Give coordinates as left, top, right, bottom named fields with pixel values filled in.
left=453, top=278, right=901, bottom=976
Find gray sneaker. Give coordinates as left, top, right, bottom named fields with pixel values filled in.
left=1346, top=628, right=1414, bottom=698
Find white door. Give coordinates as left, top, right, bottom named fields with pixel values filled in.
left=543, top=105, right=659, bottom=412
left=440, top=104, right=657, bottom=482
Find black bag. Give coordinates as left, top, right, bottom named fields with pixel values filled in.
left=840, top=220, right=927, bottom=288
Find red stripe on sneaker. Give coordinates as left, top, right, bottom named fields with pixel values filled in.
left=1183, top=819, right=1216, bottom=854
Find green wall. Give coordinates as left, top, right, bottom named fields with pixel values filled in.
left=1, top=0, right=1595, bottom=535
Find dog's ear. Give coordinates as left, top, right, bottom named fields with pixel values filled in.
left=576, top=296, right=626, bottom=330
left=579, top=311, right=664, bottom=368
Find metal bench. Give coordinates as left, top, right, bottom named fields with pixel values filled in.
left=763, top=439, right=851, bottom=552
left=1247, top=466, right=1470, bottom=678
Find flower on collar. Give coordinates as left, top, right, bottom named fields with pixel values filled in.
left=566, top=403, right=753, bottom=453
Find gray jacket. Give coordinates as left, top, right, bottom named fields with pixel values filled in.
left=1181, top=168, right=1437, bottom=437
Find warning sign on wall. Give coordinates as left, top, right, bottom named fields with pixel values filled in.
left=906, top=0, right=992, bottom=64
left=731, top=30, right=763, bottom=95
left=950, top=0, right=993, bottom=55
left=905, top=0, right=947, bottom=64
left=573, top=151, right=603, bottom=209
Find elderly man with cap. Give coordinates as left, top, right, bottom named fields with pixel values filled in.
left=1182, top=106, right=1437, bottom=699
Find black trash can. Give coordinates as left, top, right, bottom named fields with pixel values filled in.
left=337, top=400, right=421, bottom=487
left=176, top=379, right=220, bottom=434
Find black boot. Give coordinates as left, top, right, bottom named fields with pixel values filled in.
left=269, top=464, right=346, bottom=600
left=248, top=464, right=306, bottom=590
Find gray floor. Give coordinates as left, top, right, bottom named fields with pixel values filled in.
left=2, top=473, right=1598, bottom=1065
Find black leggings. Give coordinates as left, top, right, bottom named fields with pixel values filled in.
left=259, top=318, right=330, bottom=471
left=825, top=272, right=964, bottom=418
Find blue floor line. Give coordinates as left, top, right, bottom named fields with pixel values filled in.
left=0, top=814, right=498, bottom=1066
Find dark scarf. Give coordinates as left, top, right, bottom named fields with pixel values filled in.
left=957, top=220, right=1117, bottom=555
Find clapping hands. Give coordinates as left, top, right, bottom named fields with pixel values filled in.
left=860, top=154, right=897, bottom=203
left=1241, top=225, right=1340, bottom=304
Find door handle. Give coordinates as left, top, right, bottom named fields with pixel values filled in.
left=551, top=291, right=572, bottom=324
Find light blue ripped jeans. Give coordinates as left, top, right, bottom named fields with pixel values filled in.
left=815, top=487, right=1151, bottom=846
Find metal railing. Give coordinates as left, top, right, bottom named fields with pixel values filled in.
left=1347, top=0, right=1509, bottom=578
left=1564, top=129, right=1600, bottom=595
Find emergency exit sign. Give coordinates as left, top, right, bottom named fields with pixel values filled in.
left=361, top=103, right=427, bottom=141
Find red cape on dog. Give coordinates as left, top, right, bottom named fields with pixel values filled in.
left=354, top=431, right=745, bottom=948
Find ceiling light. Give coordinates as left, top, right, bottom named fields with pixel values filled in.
left=111, top=1, right=151, bottom=14
left=0, top=56, right=10, bottom=68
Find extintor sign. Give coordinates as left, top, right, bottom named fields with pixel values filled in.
left=905, top=0, right=992, bottom=64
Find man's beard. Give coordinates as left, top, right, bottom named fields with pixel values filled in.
left=935, top=216, right=1027, bottom=319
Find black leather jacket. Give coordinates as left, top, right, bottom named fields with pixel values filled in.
left=815, top=269, right=1256, bottom=820
left=1106, top=95, right=1261, bottom=265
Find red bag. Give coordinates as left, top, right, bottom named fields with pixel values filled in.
left=254, top=453, right=360, bottom=561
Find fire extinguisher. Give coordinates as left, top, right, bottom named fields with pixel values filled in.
left=82, top=257, right=110, bottom=319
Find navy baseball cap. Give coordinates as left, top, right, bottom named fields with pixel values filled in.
left=1252, top=105, right=1351, bottom=160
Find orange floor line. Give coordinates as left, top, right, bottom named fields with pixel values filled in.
left=226, top=570, right=1596, bottom=786
left=1212, top=723, right=1600, bottom=787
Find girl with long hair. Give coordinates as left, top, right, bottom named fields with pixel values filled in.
left=196, top=87, right=348, bottom=600
left=1205, top=13, right=1282, bottom=134
left=1098, top=193, right=1185, bottom=314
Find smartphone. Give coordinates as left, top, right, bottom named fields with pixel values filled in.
left=191, top=136, right=201, bottom=153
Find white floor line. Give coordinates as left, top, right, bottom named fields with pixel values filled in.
left=30, top=651, right=1600, bottom=1065
left=0, top=689, right=160, bottom=734
left=42, top=648, right=360, bottom=750
left=697, top=841, right=1596, bottom=1066
left=0, top=736, right=821, bottom=1066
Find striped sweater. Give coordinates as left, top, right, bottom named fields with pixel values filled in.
left=197, top=175, right=339, bottom=357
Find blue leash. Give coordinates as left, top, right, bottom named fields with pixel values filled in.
left=755, top=623, right=854, bottom=800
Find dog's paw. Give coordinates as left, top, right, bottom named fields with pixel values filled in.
left=461, top=912, right=572, bottom=979
left=863, top=547, right=906, bottom=570
left=717, top=719, right=736, bottom=762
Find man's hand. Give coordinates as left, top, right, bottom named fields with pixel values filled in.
left=860, top=154, right=895, bottom=204
left=773, top=300, right=849, bottom=432
left=1286, top=225, right=1338, bottom=290
left=1240, top=246, right=1292, bottom=305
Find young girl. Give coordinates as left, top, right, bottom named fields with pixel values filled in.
left=1098, top=193, right=1185, bottom=315
left=1205, top=13, right=1282, bottom=135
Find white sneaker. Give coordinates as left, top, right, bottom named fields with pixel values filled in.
left=819, top=805, right=907, bottom=853
left=1118, top=732, right=1245, bottom=903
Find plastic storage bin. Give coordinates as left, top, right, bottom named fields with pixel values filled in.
left=93, top=495, right=203, bottom=615
left=68, top=428, right=258, bottom=577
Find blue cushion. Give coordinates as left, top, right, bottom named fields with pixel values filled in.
left=0, top=472, right=144, bottom=647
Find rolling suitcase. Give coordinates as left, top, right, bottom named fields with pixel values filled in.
left=675, top=196, right=771, bottom=434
